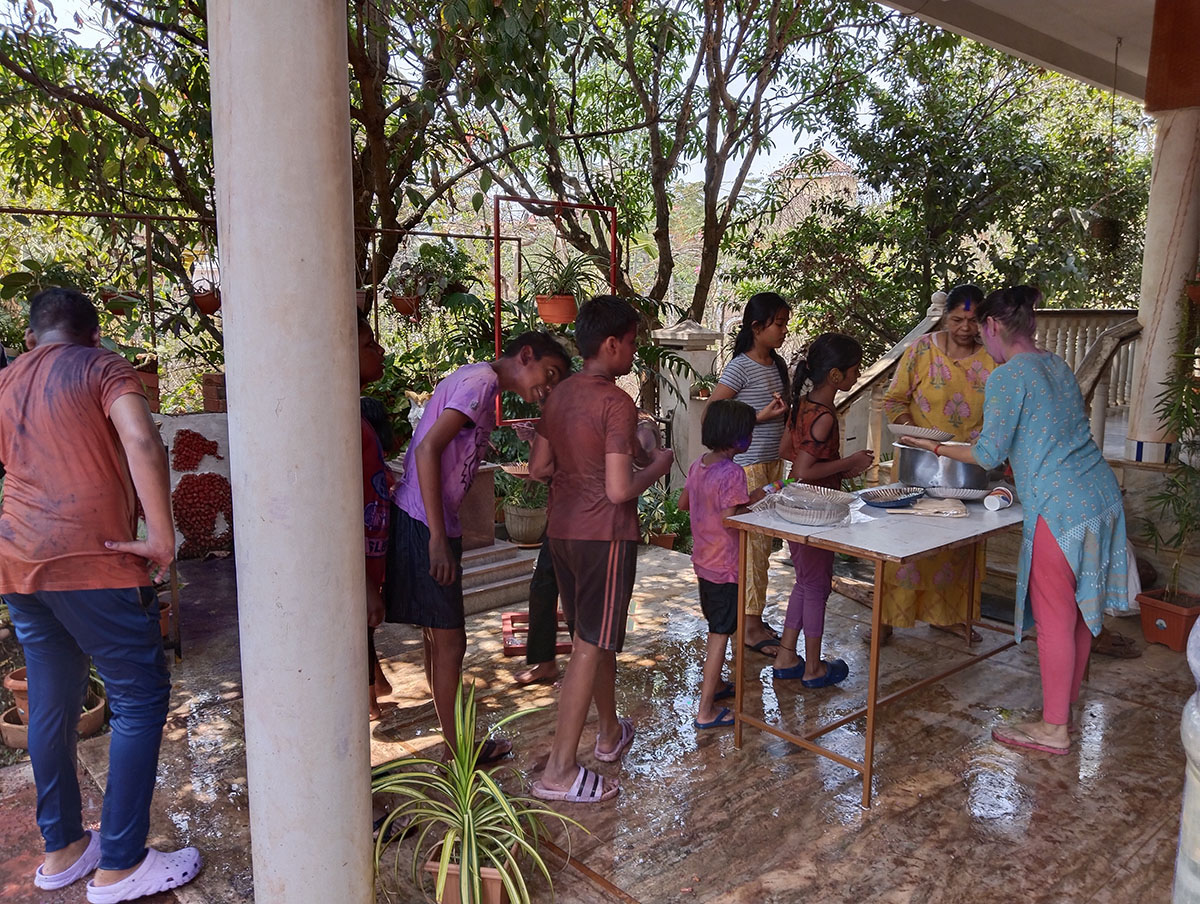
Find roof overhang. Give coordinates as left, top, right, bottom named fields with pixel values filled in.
left=876, top=1, right=1152, bottom=102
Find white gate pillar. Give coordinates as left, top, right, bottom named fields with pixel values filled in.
left=208, top=3, right=372, bottom=902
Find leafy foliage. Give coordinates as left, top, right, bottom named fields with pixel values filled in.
left=370, top=684, right=581, bottom=904
left=730, top=33, right=1151, bottom=353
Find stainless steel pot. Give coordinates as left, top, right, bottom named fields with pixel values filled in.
left=892, top=441, right=988, bottom=490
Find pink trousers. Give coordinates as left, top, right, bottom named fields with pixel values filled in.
left=1030, top=516, right=1092, bottom=725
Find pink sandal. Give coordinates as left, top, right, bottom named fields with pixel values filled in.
left=594, top=717, right=635, bottom=763
left=991, top=726, right=1069, bottom=756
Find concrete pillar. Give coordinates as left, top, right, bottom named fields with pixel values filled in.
left=1125, top=107, right=1200, bottom=464
left=651, top=320, right=723, bottom=485
left=207, top=5, right=373, bottom=903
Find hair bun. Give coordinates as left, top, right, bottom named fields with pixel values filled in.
left=1015, top=285, right=1042, bottom=310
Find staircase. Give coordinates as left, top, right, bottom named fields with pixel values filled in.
left=462, top=541, right=539, bottom=617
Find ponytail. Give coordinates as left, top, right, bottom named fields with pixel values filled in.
left=786, top=332, right=863, bottom=429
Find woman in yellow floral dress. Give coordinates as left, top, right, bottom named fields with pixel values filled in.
left=873, top=284, right=996, bottom=643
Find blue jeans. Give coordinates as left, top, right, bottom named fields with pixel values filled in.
left=5, top=587, right=170, bottom=870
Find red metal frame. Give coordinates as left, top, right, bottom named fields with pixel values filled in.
left=491, top=194, right=618, bottom=426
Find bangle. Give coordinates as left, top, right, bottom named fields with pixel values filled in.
left=934, top=443, right=942, bottom=457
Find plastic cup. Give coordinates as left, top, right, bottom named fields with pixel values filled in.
left=984, top=486, right=1014, bottom=511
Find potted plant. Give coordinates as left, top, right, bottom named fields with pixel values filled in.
left=385, top=241, right=483, bottom=317
left=2, top=667, right=106, bottom=748
left=690, top=372, right=717, bottom=400
left=98, top=287, right=138, bottom=318
left=638, top=483, right=689, bottom=550
left=527, top=250, right=601, bottom=324
left=370, top=684, right=580, bottom=904
left=502, top=477, right=548, bottom=546
left=192, top=279, right=221, bottom=315
left=1140, top=304, right=1200, bottom=650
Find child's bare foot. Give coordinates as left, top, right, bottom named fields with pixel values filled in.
left=369, top=699, right=383, bottom=722
left=514, top=661, right=557, bottom=686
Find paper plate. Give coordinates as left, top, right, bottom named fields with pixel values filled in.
left=859, top=486, right=926, bottom=508
left=781, top=483, right=857, bottom=505
left=925, top=486, right=990, bottom=501
left=774, top=502, right=850, bottom=526
left=887, top=423, right=954, bottom=442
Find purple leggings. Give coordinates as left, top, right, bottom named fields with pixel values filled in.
left=785, top=542, right=835, bottom=638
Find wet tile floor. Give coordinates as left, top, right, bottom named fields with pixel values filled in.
left=0, top=547, right=1189, bottom=903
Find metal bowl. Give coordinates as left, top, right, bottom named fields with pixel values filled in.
left=892, top=441, right=988, bottom=490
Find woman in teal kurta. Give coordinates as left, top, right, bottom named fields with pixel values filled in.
left=908, top=285, right=1127, bottom=757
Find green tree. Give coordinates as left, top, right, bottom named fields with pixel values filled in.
left=730, top=31, right=1151, bottom=353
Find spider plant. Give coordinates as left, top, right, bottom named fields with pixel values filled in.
left=371, top=684, right=583, bottom=903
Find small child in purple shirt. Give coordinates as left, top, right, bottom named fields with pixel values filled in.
left=678, top=399, right=780, bottom=729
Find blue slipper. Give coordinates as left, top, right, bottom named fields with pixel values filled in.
left=694, top=707, right=735, bottom=729
left=801, top=659, right=849, bottom=688
left=771, top=657, right=807, bottom=680
left=714, top=680, right=735, bottom=701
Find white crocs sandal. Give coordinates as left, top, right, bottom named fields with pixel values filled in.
left=86, top=846, right=203, bottom=903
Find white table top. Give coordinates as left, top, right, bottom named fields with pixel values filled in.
left=725, top=494, right=1024, bottom=564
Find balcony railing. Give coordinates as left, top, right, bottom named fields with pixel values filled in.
left=838, top=303, right=1140, bottom=465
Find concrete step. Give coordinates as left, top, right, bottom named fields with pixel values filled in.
left=462, top=541, right=529, bottom=568
left=462, top=547, right=538, bottom=590
left=464, top=573, right=535, bottom=617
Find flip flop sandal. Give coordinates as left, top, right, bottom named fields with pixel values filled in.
left=746, top=629, right=784, bottom=657
left=714, top=680, right=736, bottom=701
left=477, top=737, right=513, bottom=766
left=594, top=717, right=635, bottom=763
left=801, top=658, right=850, bottom=688
left=694, top=707, right=735, bottom=729
left=85, top=847, right=203, bottom=904
left=531, top=766, right=620, bottom=803
left=991, top=726, right=1069, bottom=756
left=35, top=829, right=101, bottom=890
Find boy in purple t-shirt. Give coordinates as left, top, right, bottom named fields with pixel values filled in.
left=678, top=400, right=779, bottom=729
left=386, top=331, right=571, bottom=763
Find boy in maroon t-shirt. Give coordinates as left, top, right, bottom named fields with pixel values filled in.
left=529, top=296, right=673, bottom=803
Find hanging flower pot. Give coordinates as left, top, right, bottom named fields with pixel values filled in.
left=193, top=287, right=221, bottom=316
left=390, top=294, right=420, bottom=317
left=536, top=293, right=577, bottom=324
left=100, top=291, right=137, bottom=318
left=355, top=289, right=368, bottom=310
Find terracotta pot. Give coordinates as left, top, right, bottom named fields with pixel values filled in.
left=503, top=504, right=547, bottom=545
left=423, top=850, right=512, bottom=904
left=3, top=667, right=28, bottom=724
left=390, top=294, right=419, bottom=317
left=1187, top=282, right=1200, bottom=306
left=355, top=289, right=368, bottom=310
left=158, top=596, right=171, bottom=639
left=1137, top=588, right=1200, bottom=652
left=77, top=691, right=107, bottom=738
left=1, top=691, right=106, bottom=749
left=193, top=288, right=221, bottom=315
left=1, top=706, right=25, bottom=749
left=101, top=292, right=137, bottom=317
left=138, top=368, right=161, bottom=414
left=536, top=293, right=577, bottom=324
left=647, top=532, right=677, bottom=550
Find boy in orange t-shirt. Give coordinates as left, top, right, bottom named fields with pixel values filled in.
left=529, top=296, right=673, bottom=803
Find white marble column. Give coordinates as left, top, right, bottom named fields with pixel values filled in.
left=1126, top=107, right=1200, bottom=464
left=208, top=4, right=373, bottom=902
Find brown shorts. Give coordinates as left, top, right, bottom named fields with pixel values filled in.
left=548, top=538, right=637, bottom=652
